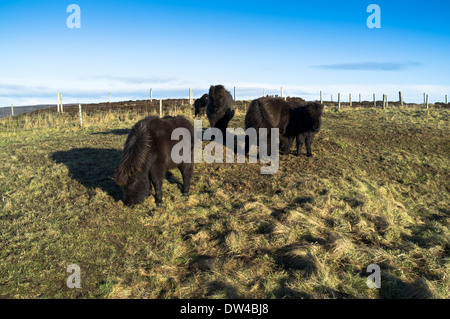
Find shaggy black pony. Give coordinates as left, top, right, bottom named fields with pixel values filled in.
left=244, top=97, right=291, bottom=153
left=206, top=85, right=235, bottom=137
left=194, top=93, right=208, bottom=117
left=115, top=115, right=194, bottom=208
left=282, top=102, right=324, bottom=157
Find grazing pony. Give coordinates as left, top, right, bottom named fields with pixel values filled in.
left=115, top=115, right=194, bottom=208
left=206, top=85, right=235, bottom=137
left=194, top=93, right=208, bottom=117
left=282, top=102, right=324, bottom=157
left=244, top=97, right=291, bottom=154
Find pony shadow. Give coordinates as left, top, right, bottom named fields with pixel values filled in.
left=91, top=129, right=130, bottom=136
left=378, top=272, right=433, bottom=299
left=165, top=171, right=184, bottom=192
left=206, top=280, right=240, bottom=299
left=51, top=148, right=123, bottom=201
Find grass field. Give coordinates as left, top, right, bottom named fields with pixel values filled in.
left=0, top=103, right=449, bottom=299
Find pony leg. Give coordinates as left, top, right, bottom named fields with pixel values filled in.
left=150, top=167, right=165, bottom=208
left=296, top=134, right=304, bottom=156
left=179, top=163, right=193, bottom=196
left=279, top=135, right=292, bottom=155
left=305, top=134, right=314, bottom=157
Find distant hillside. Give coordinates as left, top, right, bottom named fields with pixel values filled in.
left=0, top=105, right=55, bottom=119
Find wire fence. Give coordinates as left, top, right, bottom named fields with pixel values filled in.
left=1, top=87, right=449, bottom=122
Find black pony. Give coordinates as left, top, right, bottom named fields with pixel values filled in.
left=194, top=93, right=208, bottom=117
left=244, top=97, right=291, bottom=154
left=206, top=85, right=235, bottom=137
left=282, top=102, right=324, bottom=157
left=115, top=115, right=194, bottom=208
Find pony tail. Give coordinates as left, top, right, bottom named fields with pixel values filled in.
left=259, top=99, right=277, bottom=128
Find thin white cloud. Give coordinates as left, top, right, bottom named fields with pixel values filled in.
left=312, top=62, right=423, bottom=71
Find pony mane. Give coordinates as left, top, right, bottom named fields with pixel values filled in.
left=307, top=102, right=324, bottom=118
left=115, top=119, right=153, bottom=186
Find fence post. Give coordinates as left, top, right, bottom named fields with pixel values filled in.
left=338, top=93, right=341, bottom=110
left=426, top=94, right=429, bottom=109
left=349, top=93, right=352, bottom=107
left=445, top=95, right=448, bottom=104
left=424, top=93, right=426, bottom=105
left=280, top=87, right=283, bottom=98
left=331, top=95, right=333, bottom=102
left=60, top=94, right=64, bottom=113
left=359, top=93, right=362, bottom=104
left=373, top=94, right=376, bottom=108
left=159, top=99, right=163, bottom=117
left=79, top=104, right=83, bottom=127
left=189, top=88, right=193, bottom=105
left=11, top=104, right=14, bottom=117
left=382, top=94, right=385, bottom=109
left=150, top=88, right=153, bottom=102
left=320, top=90, right=323, bottom=104
left=399, top=91, right=403, bottom=106
left=109, top=92, right=111, bottom=104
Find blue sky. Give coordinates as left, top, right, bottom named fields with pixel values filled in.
left=1, top=0, right=449, bottom=106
